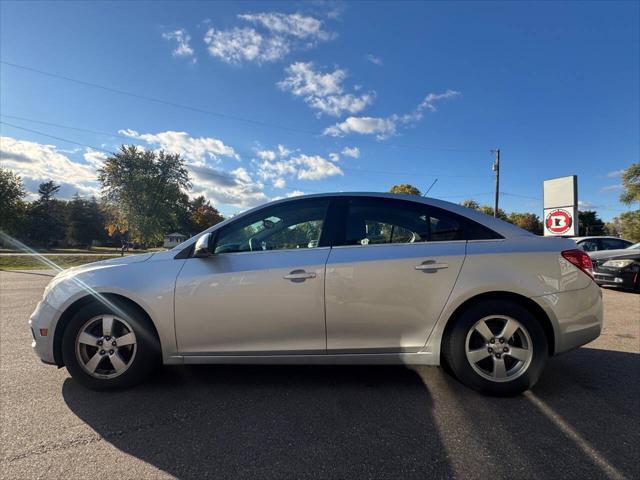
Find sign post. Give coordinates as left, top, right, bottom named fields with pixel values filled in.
left=543, top=176, right=578, bottom=237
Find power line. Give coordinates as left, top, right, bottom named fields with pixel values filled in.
left=0, top=116, right=492, bottom=179
left=1, top=60, right=488, bottom=153
left=0, top=121, right=111, bottom=154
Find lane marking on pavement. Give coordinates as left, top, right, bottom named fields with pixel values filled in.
left=525, top=391, right=626, bottom=480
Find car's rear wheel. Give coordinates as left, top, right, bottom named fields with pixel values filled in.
left=442, top=300, right=548, bottom=396
left=62, top=301, right=160, bottom=390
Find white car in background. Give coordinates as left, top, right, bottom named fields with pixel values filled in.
left=29, top=193, right=602, bottom=396
left=573, top=236, right=633, bottom=252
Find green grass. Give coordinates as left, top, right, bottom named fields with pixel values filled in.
left=0, top=254, right=124, bottom=270
left=0, top=246, right=167, bottom=255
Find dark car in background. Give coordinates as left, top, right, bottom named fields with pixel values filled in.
left=589, top=243, right=640, bottom=292
left=573, top=236, right=633, bottom=252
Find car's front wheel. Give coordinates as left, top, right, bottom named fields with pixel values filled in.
left=61, top=301, right=160, bottom=390
left=442, top=300, right=548, bottom=396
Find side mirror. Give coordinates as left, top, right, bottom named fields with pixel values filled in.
left=193, top=233, right=213, bottom=258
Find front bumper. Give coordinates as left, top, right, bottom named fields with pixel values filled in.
left=29, top=300, right=60, bottom=365
left=593, top=268, right=638, bottom=290
left=534, top=281, right=603, bottom=355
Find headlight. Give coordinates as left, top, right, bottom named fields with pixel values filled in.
left=602, top=259, right=636, bottom=268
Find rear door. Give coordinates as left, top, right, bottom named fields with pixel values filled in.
left=324, top=196, right=468, bottom=353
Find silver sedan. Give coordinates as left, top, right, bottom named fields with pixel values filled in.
left=30, top=193, right=602, bottom=396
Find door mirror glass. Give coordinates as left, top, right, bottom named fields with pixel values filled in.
left=193, top=233, right=212, bottom=258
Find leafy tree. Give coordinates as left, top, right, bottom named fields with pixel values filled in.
left=578, top=210, right=605, bottom=236
left=188, top=195, right=224, bottom=233
left=389, top=184, right=422, bottom=196
left=461, top=199, right=480, bottom=210
left=508, top=212, right=543, bottom=235
left=98, top=145, right=190, bottom=245
left=478, top=205, right=509, bottom=221
left=66, top=194, right=106, bottom=248
left=460, top=199, right=508, bottom=220
left=0, top=168, right=27, bottom=236
left=618, top=210, right=640, bottom=242
left=620, top=163, right=640, bottom=205
left=26, top=181, right=67, bottom=247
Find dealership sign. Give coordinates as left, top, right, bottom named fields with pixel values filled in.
left=543, top=176, right=578, bottom=237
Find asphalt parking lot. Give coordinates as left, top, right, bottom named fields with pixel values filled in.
left=1, top=270, right=638, bottom=480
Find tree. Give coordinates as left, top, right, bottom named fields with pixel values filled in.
left=460, top=200, right=508, bottom=220
left=508, top=212, right=543, bottom=234
left=98, top=145, right=191, bottom=245
left=26, top=181, right=67, bottom=247
left=618, top=211, right=640, bottom=242
left=188, top=196, right=224, bottom=233
left=389, top=184, right=422, bottom=196
left=66, top=194, right=106, bottom=248
left=478, top=205, right=509, bottom=221
left=0, top=168, right=27, bottom=237
left=578, top=210, right=605, bottom=236
left=620, top=163, right=640, bottom=205
left=461, top=199, right=480, bottom=210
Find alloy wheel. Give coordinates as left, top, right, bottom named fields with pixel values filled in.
left=464, top=315, right=533, bottom=382
left=75, top=314, right=137, bottom=379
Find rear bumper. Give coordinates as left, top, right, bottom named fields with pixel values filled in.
left=533, top=281, right=603, bottom=355
left=29, top=300, right=60, bottom=365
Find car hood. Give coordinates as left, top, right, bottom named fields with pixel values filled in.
left=44, top=253, right=155, bottom=299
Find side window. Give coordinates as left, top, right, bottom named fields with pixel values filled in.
left=342, top=197, right=501, bottom=246
left=344, top=198, right=430, bottom=246
left=213, top=199, right=329, bottom=254
left=579, top=240, right=599, bottom=252
left=601, top=238, right=628, bottom=250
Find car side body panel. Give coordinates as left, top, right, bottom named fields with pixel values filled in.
left=325, top=241, right=466, bottom=352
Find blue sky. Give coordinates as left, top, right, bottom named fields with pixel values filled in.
left=1, top=1, right=638, bottom=219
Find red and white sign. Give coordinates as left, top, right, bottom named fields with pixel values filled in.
left=544, top=208, right=574, bottom=235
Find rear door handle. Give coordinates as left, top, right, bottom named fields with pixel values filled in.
left=415, top=261, right=449, bottom=271
left=284, top=270, right=316, bottom=280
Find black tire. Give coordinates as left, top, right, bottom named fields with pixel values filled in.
left=442, top=300, right=548, bottom=396
left=62, top=300, right=160, bottom=390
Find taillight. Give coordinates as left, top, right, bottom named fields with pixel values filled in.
left=561, top=249, right=594, bottom=279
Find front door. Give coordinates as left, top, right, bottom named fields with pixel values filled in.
left=174, top=198, right=331, bottom=355
left=325, top=196, right=467, bottom=352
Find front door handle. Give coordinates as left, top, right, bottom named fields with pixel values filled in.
left=415, top=261, right=449, bottom=271
left=284, top=270, right=317, bottom=281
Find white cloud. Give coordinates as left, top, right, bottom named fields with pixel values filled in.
left=323, top=90, right=461, bottom=139
left=188, top=163, right=268, bottom=208
left=0, top=136, right=99, bottom=197
left=606, top=169, right=625, bottom=178
left=238, top=12, right=333, bottom=41
left=366, top=54, right=383, bottom=66
left=286, top=190, right=305, bottom=197
left=278, top=62, right=374, bottom=117
left=162, top=29, right=196, bottom=62
left=295, top=154, right=342, bottom=180
left=329, top=152, right=340, bottom=162
left=256, top=149, right=277, bottom=161
left=341, top=146, right=360, bottom=158
left=119, top=129, right=239, bottom=164
left=324, top=116, right=397, bottom=139
left=254, top=144, right=343, bottom=184
left=204, top=12, right=334, bottom=64
left=600, top=184, right=623, bottom=192
left=83, top=148, right=108, bottom=168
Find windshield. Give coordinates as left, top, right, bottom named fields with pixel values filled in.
left=629, top=243, right=640, bottom=250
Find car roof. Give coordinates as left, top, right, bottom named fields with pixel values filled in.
left=572, top=236, right=630, bottom=242
left=239, top=192, right=532, bottom=238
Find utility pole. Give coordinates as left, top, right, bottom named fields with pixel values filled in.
left=491, top=148, right=500, bottom=218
